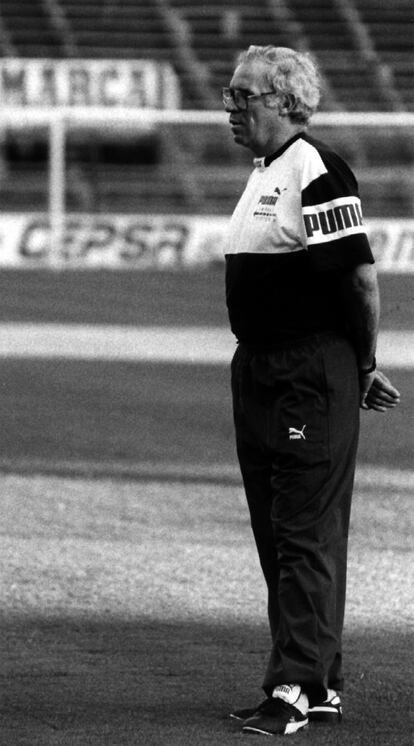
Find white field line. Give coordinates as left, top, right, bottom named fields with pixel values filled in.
left=0, top=324, right=412, bottom=367
left=0, top=455, right=412, bottom=490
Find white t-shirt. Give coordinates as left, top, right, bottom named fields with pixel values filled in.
left=225, top=132, right=374, bottom=345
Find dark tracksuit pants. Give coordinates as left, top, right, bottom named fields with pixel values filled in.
left=231, top=332, right=360, bottom=706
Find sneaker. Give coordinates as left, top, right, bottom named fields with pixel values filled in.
left=230, top=688, right=342, bottom=724
left=230, top=698, right=269, bottom=722
left=308, top=689, right=342, bottom=722
left=242, top=684, right=309, bottom=736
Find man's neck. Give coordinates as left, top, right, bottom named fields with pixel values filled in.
left=253, top=123, right=306, bottom=158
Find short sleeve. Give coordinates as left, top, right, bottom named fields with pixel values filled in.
left=301, top=145, right=374, bottom=272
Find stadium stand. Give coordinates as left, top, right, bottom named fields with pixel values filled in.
left=61, top=1, right=170, bottom=58
left=353, top=0, right=414, bottom=110
left=0, top=0, right=63, bottom=57
left=0, top=0, right=412, bottom=217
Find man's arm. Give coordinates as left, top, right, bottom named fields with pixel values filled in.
left=340, top=263, right=400, bottom=410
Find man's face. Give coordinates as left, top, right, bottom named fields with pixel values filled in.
left=225, top=60, right=281, bottom=155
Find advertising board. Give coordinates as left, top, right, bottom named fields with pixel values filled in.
left=0, top=214, right=412, bottom=271
left=0, top=58, right=181, bottom=109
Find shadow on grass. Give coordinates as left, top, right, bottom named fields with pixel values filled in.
left=0, top=615, right=412, bottom=746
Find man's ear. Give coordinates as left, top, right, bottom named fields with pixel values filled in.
left=278, top=94, right=296, bottom=116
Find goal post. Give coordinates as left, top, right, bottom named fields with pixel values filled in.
left=1, top=107, right=413, bottom=266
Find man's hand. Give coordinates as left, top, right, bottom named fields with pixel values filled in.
left=361, top=369, right=401, bottom=412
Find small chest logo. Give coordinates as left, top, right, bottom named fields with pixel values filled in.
left=253, top=186, right=287, bottom=219
left=289, top=425, right=306, bottom=440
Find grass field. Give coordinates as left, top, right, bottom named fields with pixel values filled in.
left=0, top=268, right=412, bottom=473
left=1, top=474, right=412, bottom=745
left=0, top=268, right=412, bottom=744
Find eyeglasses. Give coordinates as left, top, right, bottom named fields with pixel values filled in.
left=222, top=87, right=275, bottom=110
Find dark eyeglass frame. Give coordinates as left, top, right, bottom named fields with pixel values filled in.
left=222, top=87, right=275, bottom=110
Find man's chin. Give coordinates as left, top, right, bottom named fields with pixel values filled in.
left=232, top=131, right=249, bottom=147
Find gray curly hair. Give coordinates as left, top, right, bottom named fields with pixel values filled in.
left=236, top=45, right=322, bottom=124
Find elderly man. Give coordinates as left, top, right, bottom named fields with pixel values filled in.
left=223, top=46, right=400, bottom=737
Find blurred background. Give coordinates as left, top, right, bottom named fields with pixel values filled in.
left=0, top=0, right=413, bottom=219
left=0, top=9, right=412, bottom=743
left=0, top=0, right=412, bottom=476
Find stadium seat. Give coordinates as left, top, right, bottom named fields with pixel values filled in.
left=0, top=0, right=412, bottom=215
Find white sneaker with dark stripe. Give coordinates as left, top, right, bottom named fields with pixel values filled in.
left=230, top=688, right=342, bottom=724
left=308, top=689, right=342, bottom=722
left=242, top=684, right=309, bottom=736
